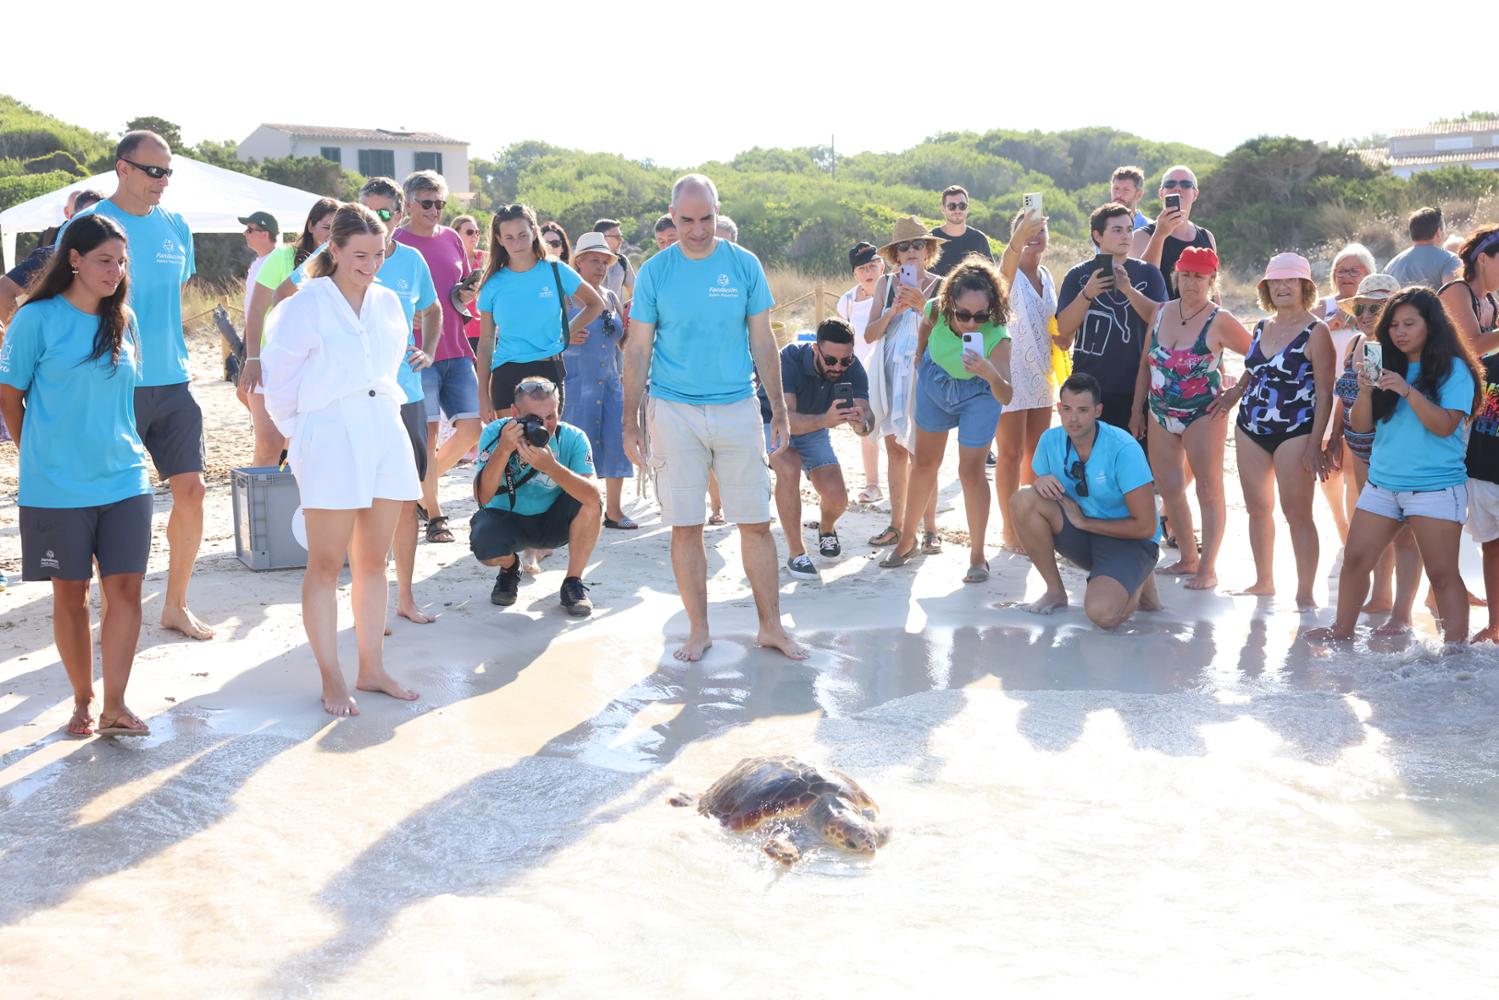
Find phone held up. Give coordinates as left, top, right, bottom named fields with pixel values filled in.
left=1361, top=341, right=1383, bottom=382
left=961, top=331, right=984, bottom=358
left=1164, top=193, right=1181, bottom=212
left=834, top=381, right=855, bottom=409
left=1022, top=192, right=1043, bottom=217
left=899, top=262, right=919, bottom=287
left=1091, top=252, right=1114, bottom=287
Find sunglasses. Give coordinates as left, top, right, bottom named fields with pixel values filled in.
left=602, top=313, right=618, bottom=337
left=894, top=240, right=928, bottom=253
left=946, top=201, right=968, bottom=211
left=953, top=309, right=991, bottom=324
left=122, top=158, right=172, bottom=179
left=1160, top=179, right=1195, bottom=190
left=460, top=228, right=478, bottom=237
left=544, top=238, right=564, bottom=249
left=819, top=353, right=855, bottom=369
left=415, top=198, right=446, bottom=210
left=1353, top=302, right=1384, bottom=317
left=374, top=208, right=394, bottom=222
left=1065, top=438, right=1089, bottom=497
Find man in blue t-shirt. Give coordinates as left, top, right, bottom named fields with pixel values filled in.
left=621, top=173, right=805, bottom=663
left=1012, top=373, right=1162, bottom=629
left=65, top=131, right=211, bottom=640
left=471, top=376, right=602, bottom=615
left=756, top=317, right=873, bottom=580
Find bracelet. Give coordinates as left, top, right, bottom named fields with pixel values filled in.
left=246, top=356, right=260, bottom=361
left=1082, top=294, right=1094, bottom=304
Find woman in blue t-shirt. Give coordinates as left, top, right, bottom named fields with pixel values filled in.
left=1310, top=287, right=1484, bottom=643
left=475, top=203, right=604, bottom=421
left=0, top=215, right=153, bottom=738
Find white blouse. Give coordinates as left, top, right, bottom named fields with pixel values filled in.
left=262, top=276, right=408, bottom=438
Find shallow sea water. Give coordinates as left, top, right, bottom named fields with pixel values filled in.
left=3, top=609, right=1499, bottom=996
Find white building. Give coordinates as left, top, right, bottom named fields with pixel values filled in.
left=1372, top=120, right=1499, bottom=178
left=237, top=124, right=471, bottom=198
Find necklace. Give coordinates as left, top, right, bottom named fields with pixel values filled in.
left=1178, top=298, right=1211, bottom=325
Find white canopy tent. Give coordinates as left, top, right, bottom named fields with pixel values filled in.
left=0, top=156, right=324, bottom=271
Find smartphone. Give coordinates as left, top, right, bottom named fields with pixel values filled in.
left=899, top=262, right=918, bottom=287
left=1091, top=252, right=1114, bottom=285
left=1362, top=341, right=1382, bottom=381
left=834, top=381, right=855, bottom=409
left=1164, top=193, right=1181, bottom=212
left=1022, top=192, right=1043, bottom=216
left=961, top=331, right=984, bottom=357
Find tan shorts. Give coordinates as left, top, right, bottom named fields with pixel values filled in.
left=647, top=395, right=771, bottom=526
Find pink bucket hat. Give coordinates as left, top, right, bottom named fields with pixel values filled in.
left=1259, top=252, right=1313, bottom=284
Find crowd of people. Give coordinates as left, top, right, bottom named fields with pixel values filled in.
left=3, top=128, right=1499, bottom=735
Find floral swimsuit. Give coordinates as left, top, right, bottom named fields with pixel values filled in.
left=1147, top=305, right=1221, bottom=435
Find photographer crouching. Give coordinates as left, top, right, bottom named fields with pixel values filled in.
left=472, top=376, right=602, bottom=615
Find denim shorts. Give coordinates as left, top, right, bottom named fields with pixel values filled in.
left=1356, top=481, right=1467, bottom=524
left=912, top=357, right=1002, bottom=448
left=764, top=424, right=838, bottom=471
left=420, top=357, right=480, bottom=423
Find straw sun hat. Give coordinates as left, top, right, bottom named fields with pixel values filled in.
left=877, top=216, right=945, bottom=254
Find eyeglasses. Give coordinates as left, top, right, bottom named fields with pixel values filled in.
left=946, top=201, right=968, bottom=211
left=1065, top=437, right=1089, bottom=497
left=1353, top=302, right=1384, bottom=317
left=894, top=241, right=927, bottom=253
left=374, top=208, right=394, bottom=222
left=121, top=158, right=172, bottom=179
left=953, top=310, right=991, bottom=324
left=1160, top=179, right=1196, bottom=190
left=1333, top=267, right=1366, bottom=280
left=415, top=198, right=446, bottom=210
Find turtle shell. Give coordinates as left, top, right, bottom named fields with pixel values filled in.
left=696, top=755, right=878, bottom=833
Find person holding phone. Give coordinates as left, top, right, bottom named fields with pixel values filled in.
left=880, top=258, right=1013, bottom=583
left=1056, top=203, right=1167, bottom=432
left=836, top=241, right=887, bottom=503
left=1132, top=166, right=1216, bottom=299
left=757, top=317, right=873, bottom=580
left=1309, top=288, right=1482, bottom=643
left=862, top=217, right=942, bottom=551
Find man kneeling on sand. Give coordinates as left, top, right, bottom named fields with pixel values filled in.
left=472, top=377, right=602, bottom=615
left=1013, top=373, right=1162, bottom=628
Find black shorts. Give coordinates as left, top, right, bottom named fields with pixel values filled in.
left=470, top=494, right=587, bottom=561
left=134, top=382, right=205, bottom=478
left=1099, top=392, right=1143, bottom=437
left=1053, top=516, right=1159, bottom=594
left=20, top=494, right=153, bottom=581
left=489, top=357, right=566, bottom=412
left=400, top=400, right=429, bottom=481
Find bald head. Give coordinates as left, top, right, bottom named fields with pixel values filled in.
left=671, top=173, right=719, bottom=211
left=669, top=173, right=721, bottom=259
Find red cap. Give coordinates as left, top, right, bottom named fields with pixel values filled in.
left=1176, top=246, right=1219, bottom=275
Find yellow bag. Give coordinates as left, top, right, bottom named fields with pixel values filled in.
left=1048, top=317, right=1071, bottom=386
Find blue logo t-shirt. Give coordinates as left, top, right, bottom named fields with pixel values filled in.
left=474, top=417, right=595, bottom=516
left=477, top=261, right=584, bottom=369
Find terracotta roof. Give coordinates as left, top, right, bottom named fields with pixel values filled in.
left=1390, top=119, right=1499, bottom=138
left=1351, top=146, right=1388, bottom=165
left=1385, top=149, right=1499, bottom=169
left=260, top=123, right=467, bottom=145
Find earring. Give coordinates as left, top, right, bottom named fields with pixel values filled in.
left=71, top=267, right=79, bottom=274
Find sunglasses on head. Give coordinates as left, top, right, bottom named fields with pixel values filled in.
left=946, top=201, right=968, bottom=211
left=1161, top=178, right=1195, bottom=190
left=122, top=158, right=172, bottom=179
left=953, top=309, right=991, bottom=324
left=415, top=198, right=446, bottom=210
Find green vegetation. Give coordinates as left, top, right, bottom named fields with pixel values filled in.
left=2, top=95, right=1495, bottom=284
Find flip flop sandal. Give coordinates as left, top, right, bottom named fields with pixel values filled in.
left=425, top=516, right=455, bottom=543
left=921, top=532, right=942, bottom=555
left=96, top=714, right=150, bottom=738
left=868, top=525, right=900, bottom=547
left=857, top=485, right=883, bottom=503
left=963, top=561, right=991, bottom=584
left=707, top=512, right=727, bottom=526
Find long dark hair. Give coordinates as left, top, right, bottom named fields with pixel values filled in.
left=27, top=214, right=133, bottom=369
left=540, top=221, right=571, bottom=264
left=1371, top=286, right=1484, bottom=424
left=295, top=197, right=341, bottom=268
left=482, top=203, right=545, bottom=284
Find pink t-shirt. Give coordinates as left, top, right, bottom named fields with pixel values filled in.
left=394, top=226, right=472, bottom=361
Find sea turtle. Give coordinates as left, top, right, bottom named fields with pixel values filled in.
left=669, top=755, right=890, bottom=865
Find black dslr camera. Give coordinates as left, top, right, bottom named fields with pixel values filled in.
left=516, top=414, right=551, bottom=448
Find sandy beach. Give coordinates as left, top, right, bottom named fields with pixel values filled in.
left=3, top=327, right=1499, bottom=995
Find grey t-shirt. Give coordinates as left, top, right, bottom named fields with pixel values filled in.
left=1384, top=244, right=1462, bottom=290
left=604, top=256, right=633, bottom=299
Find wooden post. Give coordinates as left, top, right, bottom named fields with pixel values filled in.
left=815, top=282, right=826, bottom=324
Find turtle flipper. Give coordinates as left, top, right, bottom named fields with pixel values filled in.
left=764, top=832, right=800, bottom=866
left=668, top=792, right=699, bottom=808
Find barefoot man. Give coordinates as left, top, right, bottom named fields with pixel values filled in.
left=64, top=131, right=213, bottom=639
left=1012, top=373, right=1163, bottom=629
left=622, top=173, right=807, bottom=662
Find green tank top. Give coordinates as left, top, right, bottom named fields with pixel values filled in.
left=924, top=301, right=1009, bottom=379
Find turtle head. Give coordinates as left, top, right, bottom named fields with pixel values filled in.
left=808, top=793, right=890, bottom=855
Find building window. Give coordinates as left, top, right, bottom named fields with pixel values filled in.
left=320, top=146, right=342, bottom=164
left=414, top=151, right=443, bottom=174
left=358, top=149, right=395, bottom=177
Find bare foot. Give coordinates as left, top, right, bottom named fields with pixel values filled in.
left=1155, top=559, right=1199, bottom=576
left=1000, top=535, right=1026, bottom=554
left=1023, top=590, right=1069, bottom=615
left=322, top=686, right=359, bottom=717
left=1373, top=616, right=1412, bottom=636
left=1361, top=598, right=1394, bottom=615
left=1138, top=576, right=1164, bottom=612
left=161, top=605, right=215, bottom=640
left=1235, top=582, right=1275, bottom=597
left=756, top=627, right=809, bottom=660
left=355, top=669, right=419, bottom=702
left=396, top=603, right=437, bottom=625
left=1473, top=625, right=1499, bottom=644
left=1304, top=625, right=1352, bottom=642
left=1295, top=593, right=1318, bottom=612
left=66, top=700, right=95, bottom=737
left=1184, top=572, right=1218, bottom=591
left=674, top=632, right=713, bottom=662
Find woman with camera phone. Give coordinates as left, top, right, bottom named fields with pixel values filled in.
left=262, top=204, right=422, bottom=717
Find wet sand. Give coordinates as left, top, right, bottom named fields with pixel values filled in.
left=3, top=343, right=1499, bottom=994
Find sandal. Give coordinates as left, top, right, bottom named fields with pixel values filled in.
left=963, top=561, right=991, bottom=584
left=857, top=484, right=883, bottom=504
left=921, top=531, right=942, bottom=555
left=879, top=545, right=919, bottom=568
left=707, top=511, right=726, bottom=526
left=603, top=516, right=639, bottom=530
left=96, top=712, right=150, bottom=738
left=425, top=516, right=455, bottom=543
left=868, top=525, right=900, bottom=547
